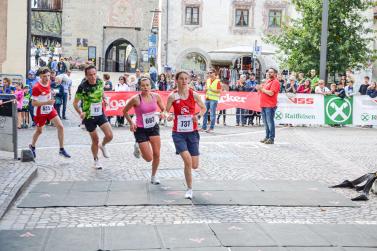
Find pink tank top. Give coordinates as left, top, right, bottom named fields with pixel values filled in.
left=134, top=94, right=158, bottom=128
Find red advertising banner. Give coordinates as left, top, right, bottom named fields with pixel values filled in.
left=104, top=91, right=261, bottom=116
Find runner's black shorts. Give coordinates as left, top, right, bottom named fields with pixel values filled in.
left=134, top=124, right=160, bottom=143
left=83, top=114, right=108, bottom=132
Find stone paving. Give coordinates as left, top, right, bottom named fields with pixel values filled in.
left=0, top=154, right=36, bottom=219
left=0, top=71, right=376, bottom=235
left=0, top=124, right=376, bottom=230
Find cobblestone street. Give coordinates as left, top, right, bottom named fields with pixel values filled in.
left=0, top=73, right=377, bottom=249
left=1, top=118, right=377, bottom=231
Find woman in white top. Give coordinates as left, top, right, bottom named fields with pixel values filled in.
left=114, top=76, right=130, bottom=92
left=115, top=76, right=129, bottom=126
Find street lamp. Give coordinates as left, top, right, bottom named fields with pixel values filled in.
left=320, top=0, right=329, bottom=81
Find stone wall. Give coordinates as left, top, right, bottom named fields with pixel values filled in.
left=1, top=0, right=27, bottom=76
left=159, top=0, right=295, bottom=73
left=61, top=0, right=158, bottom=70
left=0, top=0, right=8, bottom=72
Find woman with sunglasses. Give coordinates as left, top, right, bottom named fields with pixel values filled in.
left=123, top=77, right=165, bottom=185
left=165, top=71, right=206, bottom=199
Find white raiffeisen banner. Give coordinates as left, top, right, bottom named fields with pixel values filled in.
left=275, top=94, right=325, bottom=125
left=353, top=96, right=377, bottom=126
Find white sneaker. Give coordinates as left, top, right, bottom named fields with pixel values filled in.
left=133, top=143, right=140, bottom=159
left=184, top=189, right=193, bottom=199
left=99, top=143, right=110, bottom=158
left=93, top=159, right=103, bottom=170
left=151, top=176, right=160, bottom=185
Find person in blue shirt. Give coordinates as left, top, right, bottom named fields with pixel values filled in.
left=51, top=59, right=58, bottom=73
left=26, top=70, right=38, bottom=126
left=245, top=73, right=258, bottom=92
left=149, top=64, right=158, bottom=84
left=1, top=78, right=13, bottom=94
left=245, top=73, right=258, bottom=125
left=367, top=82, right=377, bottom=98
left=26, top=70, right=38, bottom=90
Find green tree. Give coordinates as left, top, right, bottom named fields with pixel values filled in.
left=266, top=0, right=376, bottom=77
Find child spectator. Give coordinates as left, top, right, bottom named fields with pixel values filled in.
left=345, top=80, right=356, bottom=97
left=359, top=76, right=370, bottom=95
left=103, top=74, right=113, bottom=91
left=51, top=75, right=65, bottom=118
left=367, top=82, right=377, bottom=98
left=22, top=86, right=31, bottom=128
left=330, top=83, right=337, bottom=94
left=14, top=83, right=24, bottom=129
left=336, top=82, right=346, bottom=99
left=297, top=79, right=311, bottom=94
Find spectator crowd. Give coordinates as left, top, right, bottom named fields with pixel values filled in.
left=1, top=61, right=376, bottom=130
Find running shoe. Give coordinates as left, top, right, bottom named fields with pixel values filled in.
left=133, top=143, right=140, bottom=159
left=93, top=159, right=103, bottom=170
left=59, top=148, right=71, bottom=158
left=260, top=138, right=268, bottom=143
left=206, top=128, right=214, bottom=133
left=99, top=143, right=110, bottom=158
left=29, top=144, right=36, bottom=158
left=151, top=176, right=160, bottom=185
left=184, top=189, right=193, bottom=199
left=264, top=139, right=274, bottom=144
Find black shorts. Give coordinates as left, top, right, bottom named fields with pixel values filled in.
left=22, top=108, right=29, bottom=112
left=134, top=124, right=160, bottom=143
left=83, top=115, right=108, bottom=132
left=17, top=109, right=23, bottom=112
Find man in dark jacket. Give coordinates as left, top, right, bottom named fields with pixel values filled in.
left=359, top=76, right=370, bottom=95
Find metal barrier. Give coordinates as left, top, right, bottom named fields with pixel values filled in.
left=0, top=94, right=18, bottom=159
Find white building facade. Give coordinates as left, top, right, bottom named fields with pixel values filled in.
left=159, top=0, right=297, bottom=80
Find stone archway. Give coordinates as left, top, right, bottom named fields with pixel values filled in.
left=176, top=48, right=210, bottom=73
left=105, top=39, right=138, bottom=72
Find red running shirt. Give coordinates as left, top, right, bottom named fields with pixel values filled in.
left=32, top=82, right=54, bottom=116
left=172, top=89, right=198, bottom=133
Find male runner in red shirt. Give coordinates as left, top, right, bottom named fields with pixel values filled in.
left=29, top=67, right=70, bottom=158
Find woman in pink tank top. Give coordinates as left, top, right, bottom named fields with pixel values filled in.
left=123, top=77, right=165, bottom=184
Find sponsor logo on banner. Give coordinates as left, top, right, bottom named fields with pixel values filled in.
left=103, top=91, right=262, bottom=116
left=288, top=97, right=314, bottom=105
left=353, top=96, right=377, bottom=125
left=276, top=94, right=324, bottom=124
left=324, top=96, right=353, bottom=125
left=275, top=111, right=283, bottom=120
left=219, top=93, right=248, bottom=103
